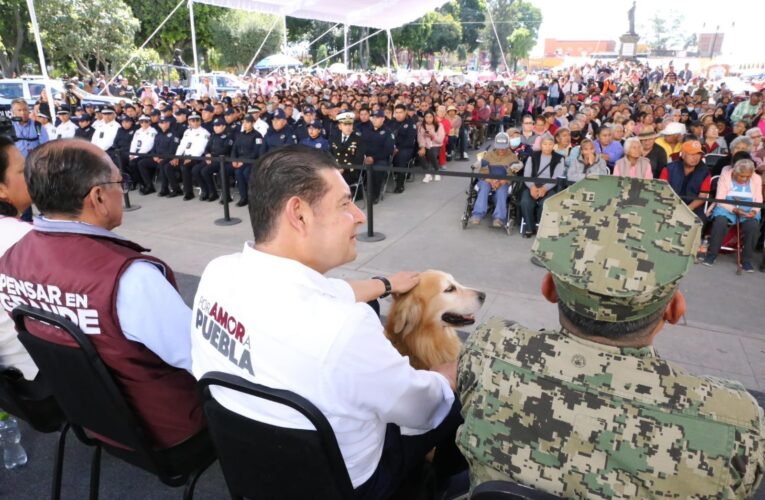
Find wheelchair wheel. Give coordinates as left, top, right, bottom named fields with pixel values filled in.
left=462, top=176, right=479, bottom=229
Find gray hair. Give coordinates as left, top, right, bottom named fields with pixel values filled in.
left=729, top=136, right=753, bottom=153
left=10, top=98, right=28, bottom=108
left=539, top=132, right=555, bottom=144
left=745, top=127, right=763, bottom=139
left=623, top=137, right=642, bottom=155
left=26, top=139, right=113, bottom=216
left=733, top=158, right=756, bottom=175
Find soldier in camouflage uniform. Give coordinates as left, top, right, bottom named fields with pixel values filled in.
left=457, top=176, right=765, bottom=499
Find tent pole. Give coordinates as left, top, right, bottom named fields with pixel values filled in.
left=306, top=28, right=383, bottom=70
left=99, top=0, right=186, bottom=95
left=282, top=15, right=288, bottom=53
left=343, top=25, right=349, bottom=67
left=189, top=0, right=199, bottom=74
left=25, top=0, right=55, bottom=121
left=386, top=30, right=391, bottom=75
left=486, top=5, right=510, bottom=75
left=243, top=16, right=280, bottom=76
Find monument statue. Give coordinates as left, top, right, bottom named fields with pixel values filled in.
left=628, top=1, right=636, bottom=35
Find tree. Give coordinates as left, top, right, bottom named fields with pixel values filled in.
left=37, top=0, right=140, bottom=77
left=0, top=0, right=32, bottom=77
left=482, top=0, right=541, bottom=71
left=210, top=11, right=283, bottom=71
left=507, top=26, right=533, bottom=71
left=457, top=0, right=487, bottom=51
left=426, top=12, right=462, bottom=54
left=123, top=0, right=225, bottom=60
left=644, top=12, right=685, bottom=53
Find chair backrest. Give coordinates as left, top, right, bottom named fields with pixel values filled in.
left=198, top=371, right=354, bottom=500
left=471, top=480, right=563, bottom=500
left=11, top=305, right=162, bottom=471
left=0, top=367, right=64, bottom=433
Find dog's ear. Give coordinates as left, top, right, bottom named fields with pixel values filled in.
left=390, top=293, right=422, bottom=338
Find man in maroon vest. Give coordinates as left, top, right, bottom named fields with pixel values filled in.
left=0, top=138, right=203, bottom=448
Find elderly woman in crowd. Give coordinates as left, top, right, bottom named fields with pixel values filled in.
left=553, top=127, right=572, bottom=161
left=0, top=136, right=38, bottom=383
left=745, top=128, right=763, bottom=169
left=613, top=137, right=653, bottom=179
left=566, top=138, right=610, bottom=183
left=703, top=123, right=727, bottom=155
left=716, top=136, right=755, bottom=176
left=520, top=133, right=565, bottom=237
left=703, top=159, right=763, bottom=272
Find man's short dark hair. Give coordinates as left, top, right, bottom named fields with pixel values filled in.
left=558, top=300, right=664, bottom=340
left=26, top=139, right=112, bottom=216
left=0, top=135, right=19, bottom=216
left=248, top=145, right=338, bottom=243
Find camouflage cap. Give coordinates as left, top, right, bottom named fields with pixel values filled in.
left=531, top=176, right=701, bottom=322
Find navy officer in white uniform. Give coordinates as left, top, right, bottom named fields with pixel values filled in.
left=190, top=145, right=464, bottom=500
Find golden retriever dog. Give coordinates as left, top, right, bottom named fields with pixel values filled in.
left=384, top=270, right=486, bottom=370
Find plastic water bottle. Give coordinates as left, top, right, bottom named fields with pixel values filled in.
left=0, top=412, right=28, bottom=469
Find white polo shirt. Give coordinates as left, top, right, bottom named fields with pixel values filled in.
left=190, top=243, right=453, bottom=487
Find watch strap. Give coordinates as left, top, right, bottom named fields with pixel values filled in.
left=372, top=276, right=392, bottom=299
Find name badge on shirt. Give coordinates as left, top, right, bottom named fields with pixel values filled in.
left=136, top=140, right=142, bottom=149
left=99, top=131, right=104, bottom=139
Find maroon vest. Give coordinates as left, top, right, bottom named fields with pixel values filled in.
left=0, top=230, right=203, bottom=448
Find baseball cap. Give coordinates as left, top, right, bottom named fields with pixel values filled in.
left=203, top=104, right=215, bottom=113
left=272, top=108, right=287, bottom=120
left=493, top=132, right=510, bottom=149
left=243, top=115, right=255, bottom=123
left=224, top=108, right=236, bottom=116
left=531, top=176, right=701, bottom=323
left=662, top=122, right=686, bottom=136
left=681, top=139, right=703, bottom=155
left=159, top=116, right=172, bottom=123
left=371, top=110, right=385, bottom=118
left=213, top=118, right=225, bottom=126
left=308, top=119, right=322, bottom=129
left=303, top=105, right=316, bottom=114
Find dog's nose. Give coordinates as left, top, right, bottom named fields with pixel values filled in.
left=477, top=291, right=486, bottom=304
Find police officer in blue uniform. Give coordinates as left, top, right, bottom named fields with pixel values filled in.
left=197, top=118, right=234, bottom=203
left=299, top=120, right=330, bottom=151
left=224, top=108, right=240, bottom=141
left=113, top=114, right=136, bottom=179
left=73, top=113, right=95, bottom=141
left=390, top=103, right=418, bottom=193
left=294, top=105, right=318, bottom=142
left=230, top=115, right=264, bottom=207
left=150, top=116, right=182, bottom=197
left=360, top=109, right=394, bottom=204
left=172, top=109, right=188, bottom=138
left=262, top=108, right=297, bottom=155
left=354, top=107, right=374, bottom=136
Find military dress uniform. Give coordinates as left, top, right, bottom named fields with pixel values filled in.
left=330, top=129, right=364, bottom=189
left=457, top=176, right=765, bottom=499
left=389, top=116, right=418, bottom=192
left=151, top=119, right=181, bottom=196
left=174, top=119, right=210, bottom=200
left=360, top=115, right=394, bottom=203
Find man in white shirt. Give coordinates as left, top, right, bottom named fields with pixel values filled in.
left=54, top=110, right=78, bottom=139
left=128, top=116, right=158, bottom=194
left=91, top=106, right=120, bottom=153
left=191, top=145, right=464, bottom=499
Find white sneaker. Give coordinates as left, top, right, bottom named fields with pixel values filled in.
left=422, top=174, right=433, bottom=183
left=434, top=175, right=441, bottom=181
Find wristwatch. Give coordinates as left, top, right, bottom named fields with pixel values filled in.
left=372, top=276, right=392, bottom=299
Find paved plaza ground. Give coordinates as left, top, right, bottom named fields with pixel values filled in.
left=3, top=146, right=765, bottom=498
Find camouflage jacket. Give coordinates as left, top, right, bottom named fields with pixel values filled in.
left=456, top=318, right=765, bottom=499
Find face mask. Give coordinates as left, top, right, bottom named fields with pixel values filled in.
left=509, top=137, right=521, bottom=148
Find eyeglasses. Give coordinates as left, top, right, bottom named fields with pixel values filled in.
left=83, top=179, right=129, bottom=198
left=523, top=121, right=533, bottom=125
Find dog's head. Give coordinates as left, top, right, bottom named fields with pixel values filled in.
left=388, top=270, right=486, bottom=338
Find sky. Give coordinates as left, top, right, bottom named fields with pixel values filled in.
left=528, top=0, right=757, bottom=60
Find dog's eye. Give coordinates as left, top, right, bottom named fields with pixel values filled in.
left=444, top=285, right=456, bottom=293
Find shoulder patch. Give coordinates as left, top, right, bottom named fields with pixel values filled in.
left=403, top=124, right=409, bottom=129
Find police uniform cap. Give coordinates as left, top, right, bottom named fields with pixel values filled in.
left=203, top=104, right=215, bottom=113
left=213, top=118, right=225, bottom=126
left=137, top=115, right=150, bottom=122
left=272, top=108, right=287, bottom=120
left=303, top=105, right=316, bottom=114
left=371, top=110, right=385, bottom=118
left=150, top=109, right=161, bottom=117
left=159, top=115, right=172, bottom=123
left=337, top=111, right=355, bottom=124
left=84, top=102, right=95, bottom=108
left=56, top=109, right=70, bottom=116
left=308, top=119, right=322, bottom=129
left=77, top=113, right=92, bottom=122
left=224, top=108, right=236, bottom=116
left=38, top=112, right=50, bottom=120
left=247, top=107, right=260, bottom=114
left=242, top=115, right=255, bottom=123
left=174, top=109, right=189, bottom=117
left=101, top=106, right=115, bottom=114
left=188, top=112, right=202, bottom=120
left=531, top=176, right=701, bottom=323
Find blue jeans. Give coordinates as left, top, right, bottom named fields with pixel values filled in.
left=472, top=181, right=509, bottom=222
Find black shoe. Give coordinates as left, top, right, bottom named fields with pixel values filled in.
left=199, top=193, right=209, bottom=201
left=373, top=197, right=380, bottom=205
left=219, top=195, right=233, bottom=205
left=760, top=263, right=765, bottom=273
left=207, top=193, right=219, bottom=202
left=235, top=198, right=248, bottom=207
left=140, top=187, right=156, bottom=195
left=183, top=194, right=194, bottom=201
left=522, top=231, right=534, bottom=239
left=394, top=185, right=405, bottom=194
left=157, top=190, right=169, bottom=197
left=167, top=191, right=181, bottom=198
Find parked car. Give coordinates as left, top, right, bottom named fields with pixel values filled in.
left=0, top=77, right=123, bottom=117
left=185, top=72, right=250, bottom=97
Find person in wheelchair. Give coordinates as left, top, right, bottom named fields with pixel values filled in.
left=468, top=132, right=523, bottom=227
left=703, top=159, right=763, bottom=271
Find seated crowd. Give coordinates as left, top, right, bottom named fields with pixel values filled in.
left=1, top=59, right=764, bottom=499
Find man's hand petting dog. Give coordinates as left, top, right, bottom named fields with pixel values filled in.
left=431, top=360, right=458, bottom=391
left=388, top=271, right=421, bottom=295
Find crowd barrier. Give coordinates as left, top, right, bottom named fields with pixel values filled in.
left=113, top=150, right=765, bottom=242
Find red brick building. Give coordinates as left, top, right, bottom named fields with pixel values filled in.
left=544, top=39, right=616, bottom=57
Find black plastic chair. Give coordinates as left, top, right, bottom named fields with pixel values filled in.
left=12, top=305, right=216, bottom=500
left=0, top=367, right=68, bottom=499
left=471, top=480, right=563, bottom=500
left=198, top=371, right=354, bottom=500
